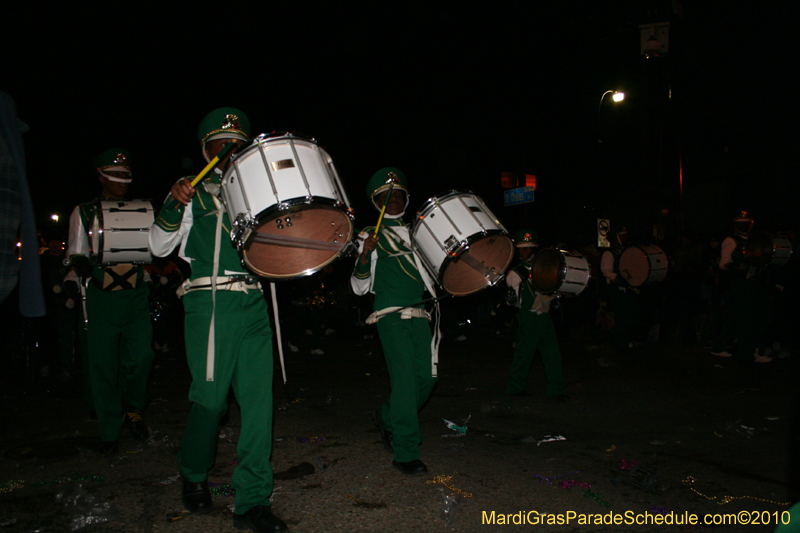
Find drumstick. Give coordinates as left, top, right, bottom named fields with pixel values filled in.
left=190, top=141, right=239, bottom=187
left=162, top=141, right=240, bottom=210
left=372, top=182, right=395, bottom=239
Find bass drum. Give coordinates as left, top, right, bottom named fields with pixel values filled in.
left=618, top=245, right=668, bottom=287
left=221, top=132, right=354, bottom=279
left=90, top=200, right=154, bottom=265
left=410, top=191, right=514, bottom=296
left=744, top=231, right=794, bottom=267
left=530, top=248, right=591, bottom=296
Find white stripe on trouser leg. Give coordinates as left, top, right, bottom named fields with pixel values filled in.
left=206, top=204, right=223, bottom=382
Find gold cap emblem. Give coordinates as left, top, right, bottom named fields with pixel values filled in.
left=221, top=114, right=240, bottom=131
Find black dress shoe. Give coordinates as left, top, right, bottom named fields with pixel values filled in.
left=510, top=390, right=532, bottom=397
left=98, top=440, right=119, bottom=456
left=392, top=459, right=428, bottom=475
left=233, top=504, right=288, bottom=532
left=373, top=410, right=393, bottom=452
left=182, top=478, right=212, bottom=514
left=123, top=410, right=150, bottom=441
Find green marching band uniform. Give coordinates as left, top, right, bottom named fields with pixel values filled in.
left=505, top=229, right=565, bottom=398
left=149, top=109, right=278, bottom=518
left=65, top=149, right=154, bottom=446
left=351, top=168, right=439, bottom=467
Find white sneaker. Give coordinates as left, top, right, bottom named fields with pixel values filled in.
left=454, top=335, right=467, bottom=342
left=288, top=342, right=299, bottom=353
left=310, top=348, right=325, bottom=355
left=305, top=329, right=313, bottom=336
left=324, top=328, right=336, bottom=336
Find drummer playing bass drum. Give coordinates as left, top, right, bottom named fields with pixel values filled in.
left=504, top=229, right=567, bottom=401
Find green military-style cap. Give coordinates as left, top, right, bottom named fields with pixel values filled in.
left=366, top=167, right=408, bottom=200
left=366, top=167, right=410, bottom=214
left=512, top=229, right=539, bottom=248
left=197, top=107, right=250, bottom=145
left=94, top=148, right=132, bottom=174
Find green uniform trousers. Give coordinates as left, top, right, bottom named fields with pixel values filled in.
left=85, top=282, right=154, bottom=442
left=178, top=289, right=274, bottom=515
left=507, top=310, right=564, bottom=398
left=375, top=314, right=438, bottom=463
left=728, top=277, right=773, bottom=361
left=607, top=285, right=640, bottom=351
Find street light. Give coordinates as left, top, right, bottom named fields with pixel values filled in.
left=597, top=90, right=625, bottom=142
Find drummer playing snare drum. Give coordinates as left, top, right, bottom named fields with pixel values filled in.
left=351, top=167, right=439, bottom=476
left=149, top=108, right=289, bottom=532
left=504, top=229, right=567, bottom=401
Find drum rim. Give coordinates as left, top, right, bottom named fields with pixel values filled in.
left=227, top=131, right=320, bottom=164
left=240, top=200, right=354, bottom=280
left=429, top=230, right=514, bottom=296
left=414, top=189, right=477, bottom=217
left=240, top=196, right=351, bottom=230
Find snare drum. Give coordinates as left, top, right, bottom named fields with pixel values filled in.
left=90, top=200, right=154, bottom=265
left=531, top=248, right=591, bottom=296
left=410, top=191, right=514, bottom=296
left=221, top=133, right=354, bottom=279
left=618, top=245, right=668, bottom=287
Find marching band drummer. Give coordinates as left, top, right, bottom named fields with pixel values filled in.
left=351, top=167, right=439, bottom=475
left=64, top=149, right=154, bottom=454
left=504, top=230, right=566, bottom=401
left=149, top=108, right=289, bottom=533
left=600, top=228, right=641, bottom=352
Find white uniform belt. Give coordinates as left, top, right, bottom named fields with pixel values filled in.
left=177, top=276, right=260, bottom=298
left=366, top=306, right=431, bottom=325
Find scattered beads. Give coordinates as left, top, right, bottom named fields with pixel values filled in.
left=297, top=436, right=326, bottom=443
left=208, top=482, right=235, bottom=497
left=650, top=505, right=671, bottom=515
left=560, top=480, right=592, bottom=489
left=683, top=476, right=791, bottom=506
left=619, top=459, right=637, bottom=470
left=533, top=471, right=580, bottom=484
left=0, top=480, right=24, bottom=493
left=427, top=475, right=473, bottom=498
left=580, top=489, right=611, bottom=507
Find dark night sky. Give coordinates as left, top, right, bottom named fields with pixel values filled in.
left=4, top=3, right=799, bottom=247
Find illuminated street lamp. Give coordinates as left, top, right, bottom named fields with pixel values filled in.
left=51, top=214, right=59, bottom=222
left=597, top=90, right=625, bottom=142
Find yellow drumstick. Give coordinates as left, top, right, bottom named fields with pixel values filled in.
left=372, top=182, right=395, bottom=239
left=190, top=141, right=239, bottom=187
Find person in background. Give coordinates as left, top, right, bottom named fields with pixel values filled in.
left=504, top=229, right=566, bottom=401
left=64, top=148, right=154, bottom=454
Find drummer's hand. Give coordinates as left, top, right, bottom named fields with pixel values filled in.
left=170, top=178, right=196, bottom=206
left=359, top=236, right=378, bottom=264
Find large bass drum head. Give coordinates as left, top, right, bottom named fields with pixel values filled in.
left=241, top=203, right=353, bottom=279
left=531, top=248, right=564, bottom=294
left=743, top=231, right=773, bottom=267
left=441, top=234, right=514, bottom=296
